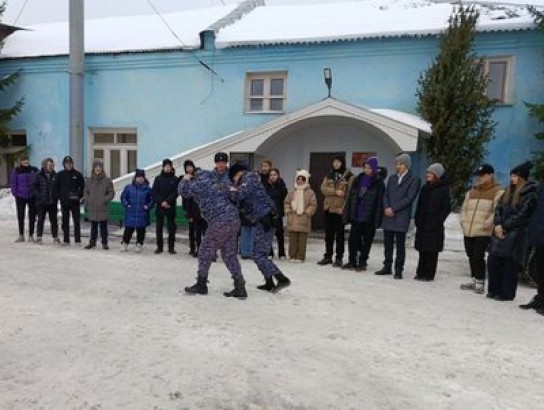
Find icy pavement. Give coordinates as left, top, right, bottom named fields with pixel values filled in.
left=1, top=219, right=543, bottom=410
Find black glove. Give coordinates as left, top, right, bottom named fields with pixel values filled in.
left=259, top=213, right=273, bottom=232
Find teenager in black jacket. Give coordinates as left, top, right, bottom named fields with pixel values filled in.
left=152, top=159, right=179, bottom=254
left=55, top=156, right=85, bottom=245
left=32, top=157, right=59, bottom=244
left=265, top=168, right=288, bottom=259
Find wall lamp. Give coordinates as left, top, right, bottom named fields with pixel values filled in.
left=324, top=67, right=332, bottom=98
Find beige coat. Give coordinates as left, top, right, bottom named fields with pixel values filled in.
left=320, top=171, right=354, bottom=214
left=284, top=188, right=317, bottom=233
left=460, top=180, right=503, bottom=237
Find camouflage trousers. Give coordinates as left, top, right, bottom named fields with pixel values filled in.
left=198, top=219, right=242, bottom=280
left=252, top=222, right=282, bottom=278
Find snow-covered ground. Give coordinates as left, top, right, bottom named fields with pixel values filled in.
left=1, top=196, right=544, bottom=409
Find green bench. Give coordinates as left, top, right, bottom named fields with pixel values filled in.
left=83, top=201, right=188, bottom=227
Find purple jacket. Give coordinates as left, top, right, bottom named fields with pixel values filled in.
left=10, top=165, right=39, bottom=200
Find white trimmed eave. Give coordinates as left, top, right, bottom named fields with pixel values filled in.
left=227, top=98, right=430, bottom=153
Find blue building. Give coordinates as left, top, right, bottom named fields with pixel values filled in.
left=0, top=0, right=542, bottom=195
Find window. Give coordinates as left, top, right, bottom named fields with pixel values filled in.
left=245, top=72, right=287, bottom=113
left=90, top=129, right=137, bottom=179
left=0, top=131, right=27, bottom=187
left=481, top=57, right=513, bottom=104
left=1, top=131, right=27, bottom=148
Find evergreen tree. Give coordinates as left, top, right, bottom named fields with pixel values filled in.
left=0, top=2, right=25, bottom=159
left=416, top=5, right=495, bottom=206
left=526, top=6, right=544, bottom=181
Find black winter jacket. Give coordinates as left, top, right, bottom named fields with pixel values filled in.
left=32, top=170, right=58, bottom=206
left=343, top=173, right=385, bottom=227
left=55, top=168, right=85, bottom=205
left=414, top=179, right=452, bottom=253
left=265, top=179, right=288, bottom=217
left=493, top=181, right=538, bottom=261
left=152, top=171, right=179, bottom=212
left=528, top=185, right=544, bottom=248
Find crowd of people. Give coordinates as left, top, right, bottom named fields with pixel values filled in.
left=9, top=151, right=544, bottom=310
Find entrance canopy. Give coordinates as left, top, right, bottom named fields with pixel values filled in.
left=227, top=98, right=431, bottom=154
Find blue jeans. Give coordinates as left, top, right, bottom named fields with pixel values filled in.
left=240, top=225, right=256, bottom=258
left=383, top=230, right=407, bottom=273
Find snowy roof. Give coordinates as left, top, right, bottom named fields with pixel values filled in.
left=215, top=0, right=539, bottom=48
left=1, top=4, right=237, bottom=58
left=370, top=108, right=432, bottom=134
left=0, top=0, right=540, bottom=58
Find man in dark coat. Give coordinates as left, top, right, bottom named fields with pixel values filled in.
left=10, top=154, right=38, bottom=242
left=32, top=157, right=59, bottom=244
left=520, top=182, right=544, bottom=314
left=342, top=157, right=385, bottom=271
left=55, top=156, right=85, bottom=245
left=414, top=163, right=451, bottom=281
left=376, top=153, right=421, bottom=279
left=152, top=159, right=179, bottom=254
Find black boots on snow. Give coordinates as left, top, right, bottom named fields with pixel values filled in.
left=317, top=258, right=332, bottom=266
left=185, top=277, right=208, bottom=295
left=519, top=295, right=544, bottom=310
left=84, top=240, right=96, bottom=250
left=224, top=277, right=248, bottom=299
left=256, top=274, right=291, bottom=293
left=272, top=273, right=291, bottom=293
left=257, top=277, right=275, bottom=291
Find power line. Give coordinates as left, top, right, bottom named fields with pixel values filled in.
left=145, top=0, right=225, bottom=83
left=13, top=0, right=31, bottom=26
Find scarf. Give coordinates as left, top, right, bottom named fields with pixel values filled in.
left=292, top=182, right=309, bottom=215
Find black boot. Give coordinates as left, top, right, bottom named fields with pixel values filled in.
left=184, top=277, right=208, bottom=295
left=272, top=273, right=291, bottom=293
left=519, top=295, right=543, bottom=310
left=168, top=247, right=177, bottom=255
left=332, top=257, right=343, bottom=268
left=394, top=271, right=403, bottom=280
left=356, top=259, right=368, bottom=272
left=155, top=247, right=163, bottom=254
left=257, top=276, right=275, bottom=291
left=224, top=277, right=248, bottom=299
left=317, top=257, right=332, bottom=266
left=375, top=267, right=392, bottom=276
left=84, top=240, right=96, bottom=250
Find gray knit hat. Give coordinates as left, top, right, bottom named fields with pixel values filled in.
left=427, top=163, right=445, bottom=179
left=395, top=153, right=412, bottom=169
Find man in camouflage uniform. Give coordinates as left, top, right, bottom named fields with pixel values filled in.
left=178, top=168, right=247, bottom=299
left=229, top=161, right=291, bottom=293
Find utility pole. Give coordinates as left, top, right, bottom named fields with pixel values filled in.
left=69, top=0, right=84, bottom=170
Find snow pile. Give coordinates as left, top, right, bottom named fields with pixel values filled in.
left=0, top=188, right=16, bottom=221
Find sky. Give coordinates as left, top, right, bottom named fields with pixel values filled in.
left=1, top=0, right=345, bottom=26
